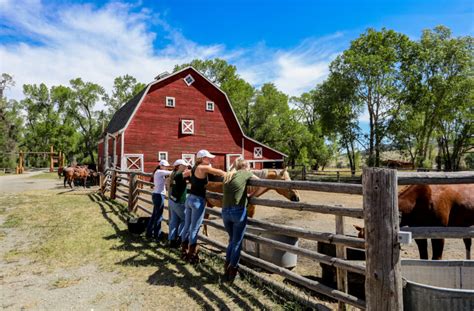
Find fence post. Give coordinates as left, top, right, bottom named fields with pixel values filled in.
left=99, top=173, right=105, bottom=194
left=302, top=166, right=307, bottom=181
left=337, top=171, right=340, bottom=183
left=128, top=173, right=137, bottom=212
left=110, top=170, right=117, bottom=200
left=363, top=167, right=402, bottom=311
left=335, top=215, right=348, bottom=311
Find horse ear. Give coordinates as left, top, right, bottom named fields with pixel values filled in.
left=353, top=225, right=362, bottom=231
left=280, top=167, right=288, bottom=176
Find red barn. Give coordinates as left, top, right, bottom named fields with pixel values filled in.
left=98, top=67, right=286, bottom=173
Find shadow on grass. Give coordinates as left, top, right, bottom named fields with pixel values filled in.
left=87, top=192, right=271, bottom=310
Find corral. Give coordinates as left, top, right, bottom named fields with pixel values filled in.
left=100, top=168, right=474, bottom=310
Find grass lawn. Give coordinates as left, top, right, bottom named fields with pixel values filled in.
left=0, top=189, right=305, bottom=310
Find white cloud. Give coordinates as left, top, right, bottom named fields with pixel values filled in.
left=0, top=0, right=345, bottom=105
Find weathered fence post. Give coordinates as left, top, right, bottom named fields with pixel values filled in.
left=302, top=166, right=307, bottom=181
left=335, top=214, right=348, bottom=311
left=337, top=171, right=340, bottom=183
left=110, top=170, right=117, bottom=200
left=99, top=173, right=105, bottom=194
left=128, top=173, right=137, bottom=212
left=363, top=167, right=402, bottom=311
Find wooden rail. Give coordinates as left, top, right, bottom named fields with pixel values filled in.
left=247, top=179, right=363, bottom=195
left=398, top=171, right=474, bottom=185
left=207, top=191, right=363, bottom=218
left=402, top=226, right=474, bottom=239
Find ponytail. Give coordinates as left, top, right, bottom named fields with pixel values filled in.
left=224, top=158, right=248, bottom=183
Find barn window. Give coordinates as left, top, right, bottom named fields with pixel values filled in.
left=181, top=120, right=194, bottom=135
left=254, top=147, right=263, bottom=159
left=165, top=97, right=175, bottom=108
left=123, top=154, right=144, bottom=172
left=182, top=154, right=195, bottom=166
left=184, top=74, right=195, bottom=86
left=206, top=101, right=214, bottom=111
left=158, top=151, right=168, bottom=161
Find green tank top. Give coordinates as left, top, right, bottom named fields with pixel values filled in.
left=169, top=171, right=187, bottom=203
left=222, top=170, right=254, bottom=207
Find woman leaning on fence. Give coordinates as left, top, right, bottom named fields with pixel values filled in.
left=146, top=159, right=171, bottom=242
left=222, top=158, right=266, bottom=282
left=167, top=159, right=191, bottom=248
left=181, top=150, right=226, bottom=264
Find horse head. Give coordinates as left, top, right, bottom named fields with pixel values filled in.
left=270, top=168, right=300, bottom=202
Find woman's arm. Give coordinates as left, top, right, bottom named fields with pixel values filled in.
left=202, top=166, right=226, bottom=177
left=248, top=175, right=266, bottom=197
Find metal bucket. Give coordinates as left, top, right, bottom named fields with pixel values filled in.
left=402, top=260, right=474, bottom=311
left=243, top=227, right=298, bottom=269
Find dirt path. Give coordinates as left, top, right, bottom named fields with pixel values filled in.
left=0, top=170, right=60, bottom=193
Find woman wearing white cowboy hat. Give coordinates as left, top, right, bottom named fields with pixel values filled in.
left=146, top=159, right=171, bottom=242
left=181, top=150, right=226, bottom=263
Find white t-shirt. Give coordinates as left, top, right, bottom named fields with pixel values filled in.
left=153, top=169, right=172, bottom=194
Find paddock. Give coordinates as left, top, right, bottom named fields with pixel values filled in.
left=100, top=168, right=474, bottom=310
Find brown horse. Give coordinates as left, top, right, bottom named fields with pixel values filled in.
left=63, top=165, right=90, bottom=189
left=203, top=168, right=301, bottom=235
left=399, top=184, right=473, bottom=260
left=355, top=184, right=473, bottom=260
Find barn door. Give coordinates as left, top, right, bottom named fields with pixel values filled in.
left=123, top=154, right=144, bottom=172
left=226, top=154, right=242, bottom=170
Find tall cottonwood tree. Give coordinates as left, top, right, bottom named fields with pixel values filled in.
left=330, top=28, right=410, bottom=166
left=396, top=26, right=473, bottom=168
left=66, top=78, right=105, bottom=164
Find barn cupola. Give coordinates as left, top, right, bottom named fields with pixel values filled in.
left=154, top=71, right=170, bottom=80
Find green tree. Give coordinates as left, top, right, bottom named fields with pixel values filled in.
left=396, top=26, right=473, bottom=169
left=19, top=83, right=78, bottom=166
left=330, top=28, right=410, bottom=166
left=0, top=74, right=22, bottom=168
left=66, top=78, right=105, bottom=164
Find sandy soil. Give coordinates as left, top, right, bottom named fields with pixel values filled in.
left=0, top=170, right=60, bottom=193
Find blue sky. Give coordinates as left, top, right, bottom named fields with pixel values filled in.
left=1, top=0, right=473, bottom=105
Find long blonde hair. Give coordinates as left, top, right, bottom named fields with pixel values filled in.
left=224, top=158, right=249, bottom=183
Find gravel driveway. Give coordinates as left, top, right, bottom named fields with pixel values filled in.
left=0, top=170, right=60, bottom=193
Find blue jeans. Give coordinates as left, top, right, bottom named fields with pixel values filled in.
left=222, top=205, right=248, bottom=268
left=182, top=194, right=206, bottom=245
left=168, top=200, right=186, bottom=241
left=146, top=193, right=164, bottom=239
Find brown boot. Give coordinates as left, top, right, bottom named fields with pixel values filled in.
left=227, top=265, right=239, bottom=283
left=186, top=244, right=200, bottom=264
left=222, top=261, right=230, bottom=281
left=180, top=241, right=189, bottom=260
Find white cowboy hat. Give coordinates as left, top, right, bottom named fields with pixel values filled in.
left=196, top=149, right=215, bottom=159
left=173, top=159, right=189, bottom=167
left=159, top=159, right=170, bottom=166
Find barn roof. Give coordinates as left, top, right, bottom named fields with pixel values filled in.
left=102, top=67, right=286, bottom=157
left=104, top=87, right=148, bottom=134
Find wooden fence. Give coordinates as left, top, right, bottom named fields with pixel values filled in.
left=99, top=168, right=474, bottom=311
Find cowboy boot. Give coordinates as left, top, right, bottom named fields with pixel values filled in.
left=227, top=265, right=239, bottom=283
left=222, top=261, right=230, bottom=281
left=186, top=244, right=200, bottom=264
left=180, top=241, right=189, bottom=260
